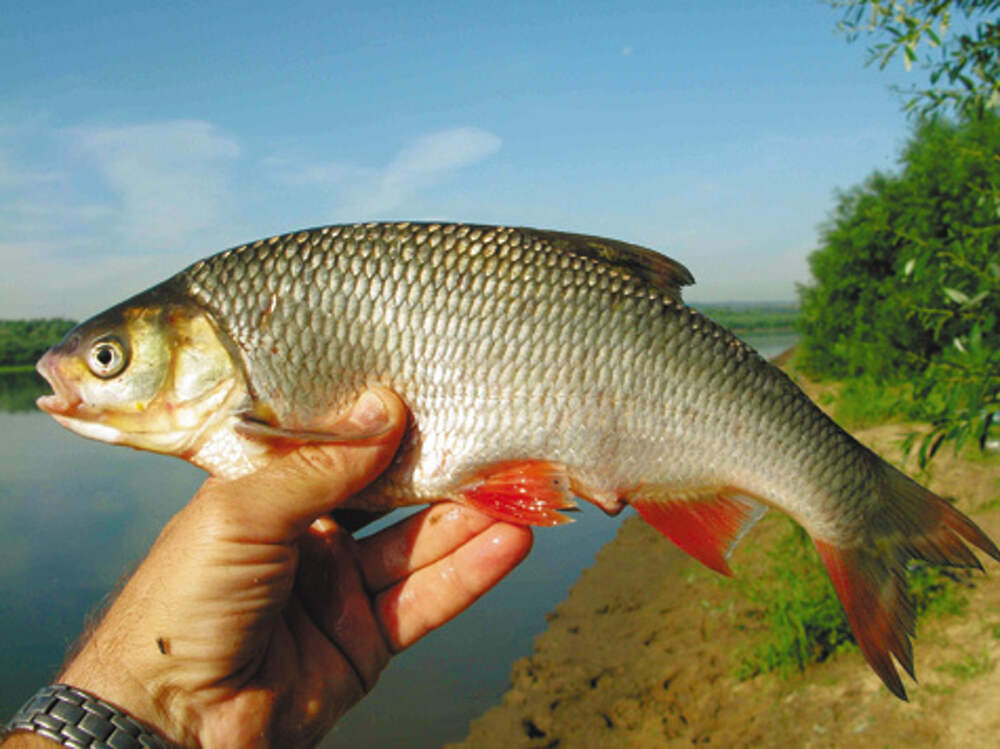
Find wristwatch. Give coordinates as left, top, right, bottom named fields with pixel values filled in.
left=3, top=684, right=171, bottom=749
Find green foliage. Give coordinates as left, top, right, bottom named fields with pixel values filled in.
left=798, top=115, right=1000, bottom=377
left=695, top=303, right=798, bottom=334
left=831, top=377, right=915, bottom=427
left=816, top=3, right=1000, bottom=463
left=732, top=518, right=971, bottom=681
left=797, top=114, right=1000, bottom=462
left=0, top=318, right=76, bottom=367
left=904, top=307, right=1000, bottom=466
left=831, top=0, right=1000, bottom=118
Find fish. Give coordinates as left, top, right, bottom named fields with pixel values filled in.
left=36, top=221, right=999, bottom=699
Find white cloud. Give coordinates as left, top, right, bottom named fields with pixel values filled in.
left=1, top=119, right=504, bottom=317
left=72, top=120, right=241, bottom=252
left=1, top=119, right=245, bottom=317
left=262, top=155, right=366, bottom=187
left=337, top=127, right=502, bottom=219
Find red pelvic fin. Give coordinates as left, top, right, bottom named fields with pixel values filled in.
left=456, top=460, right=576, bottom=526
left=813, top=464, right=1000, bottom=700
left=628, top=487, right=767, bottom=576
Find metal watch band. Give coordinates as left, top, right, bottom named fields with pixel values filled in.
left=3, top=684, right=171, bottom=749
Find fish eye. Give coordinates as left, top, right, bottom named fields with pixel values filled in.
left=86, top=338, right=128, bottom=379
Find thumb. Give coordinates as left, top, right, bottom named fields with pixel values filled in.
left=197, top=387, right=409, bottom=542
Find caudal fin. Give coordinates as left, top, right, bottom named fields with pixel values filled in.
left=814, top=464, right=999, bottom=700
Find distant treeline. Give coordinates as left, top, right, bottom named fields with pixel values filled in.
left=0, top=319, right=77, bottom=367
left=695, top=304, right=799, bottom=334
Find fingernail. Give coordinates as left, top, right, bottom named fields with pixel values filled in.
left=349, top=391, right=389, bottom=432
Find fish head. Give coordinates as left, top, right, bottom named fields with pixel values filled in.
left=36, top=295, right=248, bottom=459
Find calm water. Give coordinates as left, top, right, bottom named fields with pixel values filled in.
left=0, top=333, right=796, bottom=747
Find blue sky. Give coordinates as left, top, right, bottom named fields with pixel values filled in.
left=2, top=1, right=924, bottom=317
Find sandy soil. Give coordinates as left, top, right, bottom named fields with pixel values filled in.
left=448, top=375, right=1000, bottom=748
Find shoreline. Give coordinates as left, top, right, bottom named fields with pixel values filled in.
left=447, top=390, right=1000, bottom=747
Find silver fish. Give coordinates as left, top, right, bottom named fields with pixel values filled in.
left=36, top=221, right=999, bottom=699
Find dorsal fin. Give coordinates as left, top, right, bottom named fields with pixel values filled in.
left=522, top=227, right=695, bottom=301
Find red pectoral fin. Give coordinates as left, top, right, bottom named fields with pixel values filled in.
left=235, top=414, right=393, bottom=446
left=628, top=486, right=767, bottom=576
left=456, top=460, right=577, bottom=526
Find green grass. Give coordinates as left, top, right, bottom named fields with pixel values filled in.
left=729, top=521, right=854, bottom=680
left=935, top=649, right=992, bottom=681
left=907, top=561, right=971, bottom=618
left=727, top=518, right=974, bottom=682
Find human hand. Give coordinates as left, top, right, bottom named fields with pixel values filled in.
left=26, top=388, right=532, bottom=748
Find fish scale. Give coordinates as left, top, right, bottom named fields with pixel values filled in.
left=172, top=223, right=810, bottom=513
left=36, top=221, right=1000, bottom=700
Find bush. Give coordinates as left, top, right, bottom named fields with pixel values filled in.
left=798, top=115, right=1000, bottom=381
left=797, top=114, right=1000, bottom=462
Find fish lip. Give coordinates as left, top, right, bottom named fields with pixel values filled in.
left=35, top=350, right=82, bottom=416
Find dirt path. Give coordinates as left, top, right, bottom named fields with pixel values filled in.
left=449, top=404, right=1000, bottom=747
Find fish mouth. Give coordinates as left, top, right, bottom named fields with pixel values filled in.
left=35, top=350, right=125, bottom=444
left=35, top=350, right=82, bottom=417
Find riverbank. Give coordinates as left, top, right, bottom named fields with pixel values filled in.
left=449, top=376, right=1000, bottom=748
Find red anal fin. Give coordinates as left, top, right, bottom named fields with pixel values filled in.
left=456, top=460, right=576, bottom=526
left=813, top=540, right=911, bottom=701
left=628, top=487, right=767, bottom=576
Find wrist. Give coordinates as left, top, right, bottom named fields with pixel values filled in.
left=1, top=734, right=53, bottom=748
left=3, top=684, right=175, bottom=749
left=58, top=637, right=193, bottom=748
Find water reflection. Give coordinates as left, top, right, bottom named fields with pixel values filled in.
left=0, top=370, right=47, bottom=413
left=0, top=408, right=624, bottom=748
left=0, top=411, right=204, bottom=719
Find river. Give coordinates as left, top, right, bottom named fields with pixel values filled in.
left=0, top=332, right=796, bottom=747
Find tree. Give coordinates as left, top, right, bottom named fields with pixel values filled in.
left=831, top=0, right=1000, bottom=117
left=797, top=115, right=1000, bottom=462
left=0, top=319, right=76, bottom=367
left=808, top=2, right=1000, bottom=463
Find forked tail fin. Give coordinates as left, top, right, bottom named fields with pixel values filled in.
left=814, top=464, right=999, bottom=700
